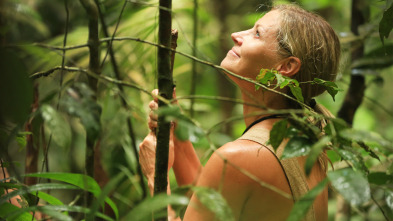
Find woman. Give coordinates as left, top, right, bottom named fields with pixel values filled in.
left=139, top=4, right=340, bottom=221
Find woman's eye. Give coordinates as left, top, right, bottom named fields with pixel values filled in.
left=255, top=30, right=260, bottom=38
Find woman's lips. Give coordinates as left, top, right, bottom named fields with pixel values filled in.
left=229, top=48, right=240, bottom=58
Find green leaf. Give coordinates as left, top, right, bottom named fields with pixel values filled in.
left=304, top=137, right=330, bottom=176
left=23, top=172, right=118, bottom=217
left=328, top=168, right=370, bottom=206
left=15, top=132, right=31, bottom=150
left=286, top=178, right=329, bottom=221
left=340, top=129, right=392, bottom=151
left=269, top=119, right=288, bottom=151
left=192, top=186, right=235, bottom=221
left=87, top=173, right=124, bottom=221
left=0, top=203, right=33, bottom=221
left=33, top=191, right=64, bottom=206
left=124, top=193, right=189, bottom=221
left=61, top=83, right=101, bottom=141
left=41, top=104, right=72, bottom=149
left=379, top=2, right=393, bottom=43
left=368, top=172, right=393, bottom=185
left=281, top=137, right=312, bottom=160
left=288, top=84, right=304, bottom=102
left=256, top=69, right=276, bottom=85
left=386, top=189, right=393, bottom=211
left=337, top=148, right=368, bottom=173
left=312, top=78, right=340, bottom=101
left=4, top=205, right=113, bottom=221
left=0, top=183, right=78, bottom=205
left=158, top=105, right=204, bottom=142
left=175, top=119, right=204, bottom=142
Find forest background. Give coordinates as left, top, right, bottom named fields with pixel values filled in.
left=0, top=0, right=393, bottom=220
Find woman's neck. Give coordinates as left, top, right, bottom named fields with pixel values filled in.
left=240, top=88, right=289, bottom=128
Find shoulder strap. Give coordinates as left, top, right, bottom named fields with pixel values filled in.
left=238, top=127, right=316, bottom=221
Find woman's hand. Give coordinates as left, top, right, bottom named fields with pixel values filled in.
left=139, top=89, right=176, bottom=194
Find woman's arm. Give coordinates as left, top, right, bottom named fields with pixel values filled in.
left=172, top=137, right=201, bottom=186
left=146, top=89, right=201, bottom=186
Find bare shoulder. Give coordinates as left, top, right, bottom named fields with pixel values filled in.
left=214, top=139, right=290, bottom=187
left=183, top=139, right=292, bottom=221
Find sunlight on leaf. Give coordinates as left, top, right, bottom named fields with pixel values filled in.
left=41, top=104, right=72, bottom=149
left=386, top=189, right=393, bottom=210
left=337, top=148, right=368, bottom=173
left=328, top=168, right=370, bottom=206
left=281, top=137, right=312, bottom=160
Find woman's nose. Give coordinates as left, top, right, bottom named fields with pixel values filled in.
left=231, top=32, right=243, bottom=46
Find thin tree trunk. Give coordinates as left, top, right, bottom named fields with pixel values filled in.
left=337, top=0, right=367, bottom=124
left=79, top=0, right=101, bottom=210
left=336, top=0, right=368, bottom=220
left=154, top=0, right=173, bottom=220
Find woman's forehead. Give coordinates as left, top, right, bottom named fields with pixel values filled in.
left=255, top=10, right=280, bottom=30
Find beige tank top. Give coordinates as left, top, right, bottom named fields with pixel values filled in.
left=237, top=127, right=316, bottom=221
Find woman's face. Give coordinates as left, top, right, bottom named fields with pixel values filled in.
left=221, top=10, right=283, bottom=80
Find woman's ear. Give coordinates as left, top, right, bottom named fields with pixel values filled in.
left=276, top=57, right=301, bottom=77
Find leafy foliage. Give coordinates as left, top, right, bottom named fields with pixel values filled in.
left=1, top=0, right=393, bottom=220
left=379, top=1, right=393, bottom=43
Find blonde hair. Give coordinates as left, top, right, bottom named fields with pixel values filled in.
left=273, top=5, right=340, bottom=171
left=273, top=4, right=341, bottom=106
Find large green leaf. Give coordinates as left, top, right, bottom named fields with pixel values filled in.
left=40, top=104, right=72, bottom=149
left=0, top=203, right=33, bottom=221
left=286, top=178, right=329, bottom=221
left=192, top=186, right=235, bottom=221
left=328, top=168, right=370, bottom=206
left=0, top=183, right=78, bottom=205
left=124, top=193, right=189, bottom=221
left=269, top=119, right=288, bottom=151
left=23, top=172, right=118, bottom=218
left=281, top=136, right=312, bottom=160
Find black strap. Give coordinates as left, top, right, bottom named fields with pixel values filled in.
left=242, top=114, right=284, bottom=135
